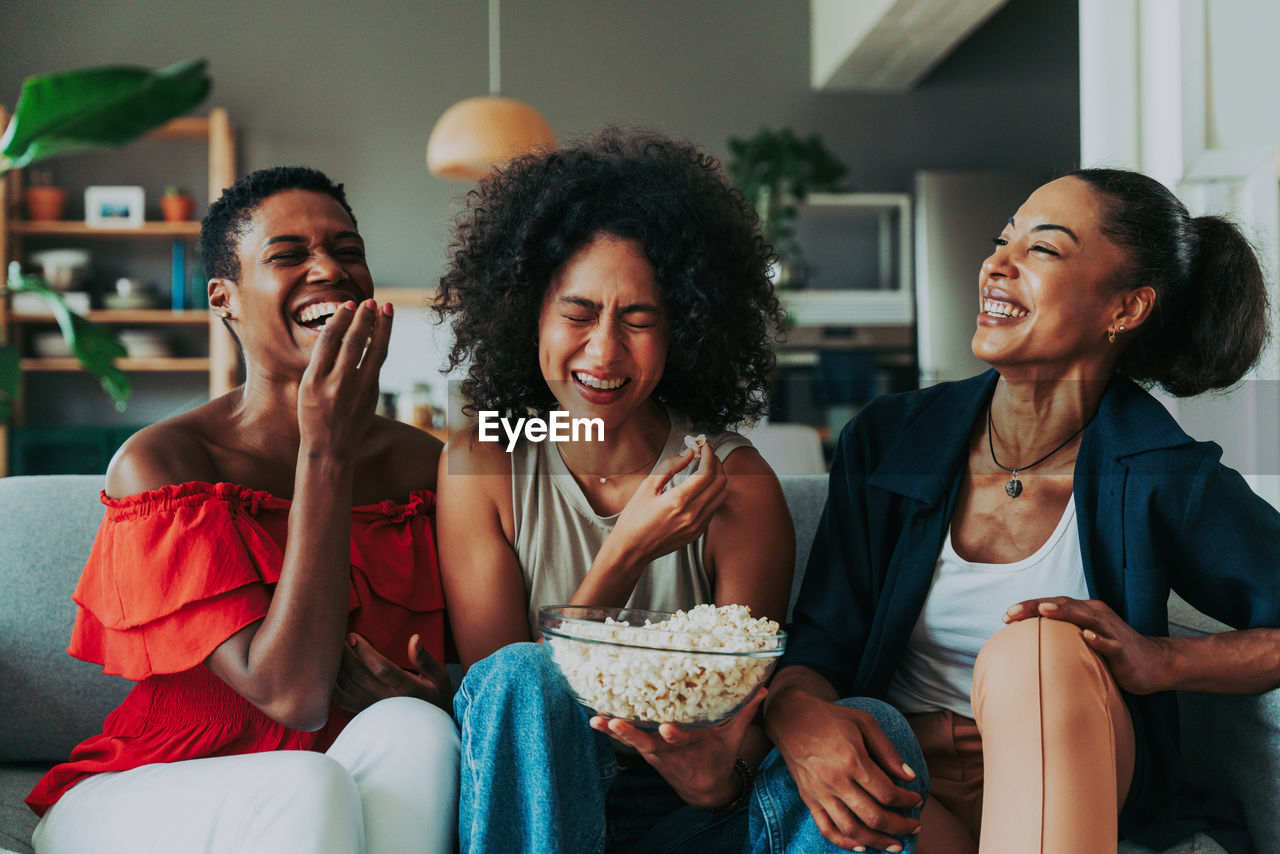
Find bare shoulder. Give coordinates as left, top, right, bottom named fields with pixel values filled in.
left=106, top=408, right=220, bottom=498
left=720, top=443, right=778, bottom=478
left=441, top=423, right=513, bottom=479
left=714, top=444, right=793, bottom=532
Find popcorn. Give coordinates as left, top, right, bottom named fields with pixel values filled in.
left=545, top=604, right=783, bottom=726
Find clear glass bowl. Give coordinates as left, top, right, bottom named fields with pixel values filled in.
left=539, top=605, right=786, bottom=729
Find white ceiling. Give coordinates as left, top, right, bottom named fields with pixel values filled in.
left=812, top=0, right=1010, bottom=92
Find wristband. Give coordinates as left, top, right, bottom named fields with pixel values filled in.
left=705, top=757, right=755, bottom=817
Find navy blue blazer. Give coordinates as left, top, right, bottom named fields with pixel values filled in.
left=783, top=370, right=1280, bottom=852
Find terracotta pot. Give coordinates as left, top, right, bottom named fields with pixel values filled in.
left=161, top=193, right=195, bottom=222
left=24, top=186, right=67, bottom=222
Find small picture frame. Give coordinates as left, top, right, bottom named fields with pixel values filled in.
left=85, top=186, right=145, bottom=228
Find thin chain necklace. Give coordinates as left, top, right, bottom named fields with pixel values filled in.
left=557, top=443, right=664, bottom=485
left=987, top=406, right=1087, bottom=499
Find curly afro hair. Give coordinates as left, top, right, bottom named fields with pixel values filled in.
left=435, top=128, right=784, bottom=432
left=201, top=166, right=356, bottom=281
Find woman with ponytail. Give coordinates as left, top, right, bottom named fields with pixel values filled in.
left=756, top=169, right=1280, bottom=854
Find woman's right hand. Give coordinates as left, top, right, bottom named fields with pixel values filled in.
left=297, top=299, right=392, bottom=456
left=770, top=689, right=922, bottom=852
left=607, top=440, right=729, bottom=567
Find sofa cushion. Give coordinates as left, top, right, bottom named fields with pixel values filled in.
left=775, top=474, right=827, bottom=617
left=1171, top=594, right=1280, bottom=853
left=0, top=764, right=45, bottom=854
left=0, top=476, right=130, bottom=762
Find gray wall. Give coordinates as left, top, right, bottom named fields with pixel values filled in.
left=0, top=0, right=1078, bottom=421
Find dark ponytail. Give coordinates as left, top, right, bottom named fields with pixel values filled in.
left=1071, top=168, right=1270, bottom=397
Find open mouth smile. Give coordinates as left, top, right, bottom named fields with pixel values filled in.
left=572, top=370, right=630, bottom=391
left=982, top=298, right=1029, bottom=319
left=294, top=300, right=344, bottom=329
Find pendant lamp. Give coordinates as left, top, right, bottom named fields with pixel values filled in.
left=426, top=0, right=557, bottom=181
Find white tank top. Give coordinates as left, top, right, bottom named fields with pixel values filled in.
left=886, top=495, right=1089, bottom=718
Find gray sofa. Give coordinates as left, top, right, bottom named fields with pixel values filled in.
left=1, top=474, right=1276, bottom=853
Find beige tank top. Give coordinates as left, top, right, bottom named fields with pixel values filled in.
left=511, top=408, right=753, bottom=637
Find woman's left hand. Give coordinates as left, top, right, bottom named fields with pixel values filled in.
left=333, top=632, right=454, bottom=714
left=1004, top=597, right=1172, bottom=694
left=589, top=687, right=766, bottom=808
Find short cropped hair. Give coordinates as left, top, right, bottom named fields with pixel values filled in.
left=201, top=166, right=356, bottom=281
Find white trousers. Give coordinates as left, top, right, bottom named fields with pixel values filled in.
left=32, top=697, right=460, bottom=854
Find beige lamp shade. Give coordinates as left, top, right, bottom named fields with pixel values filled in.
left=426, top=95, right=557, bottom=181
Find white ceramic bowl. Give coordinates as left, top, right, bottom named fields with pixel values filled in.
left=28, top=249, right=91, bottom=291
left=32, top=331, right=73, bottom=358
left=117, top=330, right=172, bottom=358
left=539, top=605, right=785, bottom=728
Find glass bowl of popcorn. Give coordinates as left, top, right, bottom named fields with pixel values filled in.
left=538, top=603, right=786, bottom=729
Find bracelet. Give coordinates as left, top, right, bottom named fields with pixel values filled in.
left=704, top=757, right=755, bottom=817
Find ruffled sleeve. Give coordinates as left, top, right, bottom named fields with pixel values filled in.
left=69, top=483, right=287, bottom=681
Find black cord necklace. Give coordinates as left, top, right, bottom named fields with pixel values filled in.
left=987, top=406, right=1088, bottom=498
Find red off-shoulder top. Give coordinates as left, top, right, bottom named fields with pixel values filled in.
left=26, top=482, right=445, bottom=816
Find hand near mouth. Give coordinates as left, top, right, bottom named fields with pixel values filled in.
left=297, top=299, right=393, bottom=457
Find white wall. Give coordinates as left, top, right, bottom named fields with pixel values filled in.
left=1079, top=0, right=1280, bottom=505
left=1205, top=1, right=1280, bottom=150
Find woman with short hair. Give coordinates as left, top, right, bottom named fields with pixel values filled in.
left=27, top=166, right=459, bottom=854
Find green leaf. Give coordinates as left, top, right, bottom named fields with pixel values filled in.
left=0, top=59, right=210, bottom=172
left=6, top=263, right=131, bottom=411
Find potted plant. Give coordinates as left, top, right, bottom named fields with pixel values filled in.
left=161, top=185, right=195, bottom=222
left=0, top=58, right=212, bottom=421
left=726, top=127, right=847, bottom=287
left=23, top=169, right=66, bottom=221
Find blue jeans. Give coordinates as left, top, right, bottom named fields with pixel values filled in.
left=454, top=642, right=747, bottom=854
left=748, top=698, right=929, bottom=854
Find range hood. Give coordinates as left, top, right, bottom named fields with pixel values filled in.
left=812, top=0, right=1009, bottom=92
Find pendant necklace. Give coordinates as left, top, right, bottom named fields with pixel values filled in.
left=558, top=444, right=664, bottom=484
left=987, top=406, right=1088, bottom=499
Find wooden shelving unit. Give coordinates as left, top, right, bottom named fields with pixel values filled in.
left=0, top=107, right=240, bottom=476
left=7, top=221, right=202, bottom=237
left=20, top=357, right=211, bottom=372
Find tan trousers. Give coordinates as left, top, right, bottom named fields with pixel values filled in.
left=905, top=617, right=1136, bottom=854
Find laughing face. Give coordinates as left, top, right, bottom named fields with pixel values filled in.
left=209, top=189, right=373, bottom=373
left=971, top=176, right=1131, bottom=378
left=537, top=234, right=670, bottom=427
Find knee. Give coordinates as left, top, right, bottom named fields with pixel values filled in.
left=974, top=618, right=1108, bottom=722
left=834, top=697, right=927, bottom=790
left=835, top=697, right=911, bottom=738
left=253, top=754, right=362, bottom=850
left=263, top=752, right=362, bottom=821
left=359, top=697, right=460, bottom=764
left=462, top=642, right=561, bottom=696
left=975, top=618, right=1092, bottom=682
left=467, top=642, right=555, bottom=685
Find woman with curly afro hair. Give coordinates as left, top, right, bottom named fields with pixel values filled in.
left=436, top=129, right=797, bottom=853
